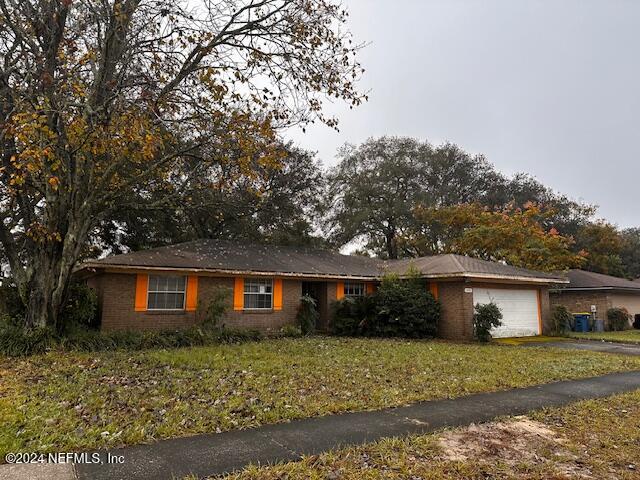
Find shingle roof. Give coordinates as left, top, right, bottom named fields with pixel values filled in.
left=385, top=254, right=565, bottom=282
left=557, top=269, right=640, bottom=292
left=80, top=239, right=564, bottom=283
left=83, top=239, right=385, bottom=279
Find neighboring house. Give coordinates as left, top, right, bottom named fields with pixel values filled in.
left=550, top=269, right=640, bottom=329
left=76, top=240, right=565, bottom=340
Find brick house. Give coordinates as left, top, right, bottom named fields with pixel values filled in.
left=76, top=240, right=565, bottom=340
left=550, top=269, right=640, bottom=329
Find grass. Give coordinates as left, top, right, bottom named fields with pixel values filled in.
left=224, top=388, right=640, bottom=479
left=2, top=336, right=640, bottom=458
left=569, top=330, right=640, bottom=344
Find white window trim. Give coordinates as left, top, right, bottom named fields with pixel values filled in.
left=344, top=281, right=366, bottom=297
left=243, top=278, right=274, bottom=310
left=147, top=275, right=187, bottom=311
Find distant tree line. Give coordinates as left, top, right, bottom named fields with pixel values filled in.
left=101, top=135, right=640, bottom=278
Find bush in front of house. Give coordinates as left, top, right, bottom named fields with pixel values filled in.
left=0, top=282, right=25, bottom=323
left=332, top=295, right=376, bottom=336
left=473, top=302, right=503, bottom=342
left=297, top=294, right=319, bottom=335
left=201, top=286, right=232, bottom=329
left=0, top=324, right=59, bottom=356
left=607, top=307, right=630, bottom=331
left=0, top=280, right=99, bottom=332
left=332, top=273, right=440, bottom=338
left=60, top=281, right=100, bottom=331
left=370, top=273, right=439, bottom=338
left=275, top=324, right=303, bottom=337
left=0, top=323, right=263, bottom=357
left=551, top=305, right=573, bottom=335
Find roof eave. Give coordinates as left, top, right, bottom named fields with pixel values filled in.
left=76, top=262, right=381, bottom=281
left=550, top=286, right=640, bottom=293
left=78, top=263, right=566, bottom=284
left=418, top=272, right=567, bottom=284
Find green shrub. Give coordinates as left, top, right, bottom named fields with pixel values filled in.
left=473, top=302, right=503, bottom=342
left=0, top=322, right=264, bottom=357
left=551, top=305, right=573, bottom=335
left=201, top=286, right=231, bottom=329
left=278, top=324, right=303, bottom=337
left=0, top=280, right=99, bottom=332
left=332, top=274, right=440, bottom=339
left=60, top=282, right=99, bottom=330
left=370, top=274, right=439, bottom=338
left=60, top=328, right=116, bottom=351
left=607, top=307, right=630, bottom=331
left=0, top=326, right=58, bottom=356
left=332, top=295, right=376, bottom=336
left=0, top=282, right=25, bottom=322
left=215, top=327, right=262, bottom=344
left=297, top=294, right=319, bottom=335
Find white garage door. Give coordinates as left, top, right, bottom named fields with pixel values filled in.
left=472, top=288, right=540, bottom=338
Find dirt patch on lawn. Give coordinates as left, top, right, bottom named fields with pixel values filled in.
left=438, top=417, right=594, bottom=478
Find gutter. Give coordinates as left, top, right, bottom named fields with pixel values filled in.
left=550, top=286, right=640, bottom=293
left=77, top=263, right=565, bottom=285
left=76, top=263, right=381, bottom=281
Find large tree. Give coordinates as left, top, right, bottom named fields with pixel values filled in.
left=406, top=203, right=586, bottom=272
left=326, top=136, right=596, bottom=261
left=573, top=221, right=625, bottom=276
left=485, top=172, right=595, bottom=237
left=326, top=137, right=432, bottom=259
left=96, top=144, right=326, bottom=253
left=0, top=0, right=365, bottom=329
left=619, top=228, right=640, bottom=279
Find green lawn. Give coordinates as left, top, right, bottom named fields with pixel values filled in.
left=224, top=389, right=640, bottom=479
left=2, top=337, right=640, bottom=457
left=569, top=330, right=640, bottom=344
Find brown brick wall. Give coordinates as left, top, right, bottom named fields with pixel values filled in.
left=539, top=286, right=552, bottom=334
left=436, top=281, right=472, bottom=340
left=321, top=281, right=338, bottom=331
left=550, top=290, right=611, bottom=323
left=97, top=272, right=301, bottom=333
left=93, top=271, right=552, bottom=339
left=436, top=282, right=552, bottom=340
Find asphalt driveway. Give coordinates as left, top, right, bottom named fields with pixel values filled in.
left=526, top=339, right=640, bottom=356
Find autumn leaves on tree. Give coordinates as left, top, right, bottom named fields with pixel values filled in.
left=0, top=0, right=365, bottom=328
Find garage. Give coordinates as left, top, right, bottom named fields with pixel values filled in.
left=473, top=288, right=541, bottom=338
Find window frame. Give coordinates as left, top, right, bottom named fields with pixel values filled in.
left=146, top=274, right=187, bottom=311
left=243, top=278, right=274, bottom=310
left=344, top=281, right=366, bottom=297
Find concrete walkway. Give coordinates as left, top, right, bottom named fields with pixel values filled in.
left=526, top=339, right=640, bottom=356
left=69, top=370, right=640, bottom=480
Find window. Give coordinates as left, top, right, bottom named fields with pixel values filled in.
left=344, top=281, right=366, bottom=297
left=244, top=278, right=273, bottom=309
left=147, top=275, right=186, bottom=310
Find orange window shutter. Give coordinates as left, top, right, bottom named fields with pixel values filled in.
left=366, top=282, right=376, bottom=294
left=273, top=279, right=283, bottom=310
left=429, top=282, right=439, bottom=300
left=233, top=277, right=244, bottom=311
left=336, top=282, right=345, bottom=300
left=186, top=276, right=198, bottom=311
left=134, top=274, right=148, bottom=311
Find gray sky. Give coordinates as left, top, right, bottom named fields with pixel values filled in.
left=287, top=0, right=640, bottom=228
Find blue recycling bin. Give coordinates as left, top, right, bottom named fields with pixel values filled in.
left=573, top=314, right=590, bottom=332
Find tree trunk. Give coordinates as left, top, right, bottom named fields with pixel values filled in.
left=386, top=229, right=398, bottom=260
left=24, top=276, right=55, bottom=329
left=18, top=217, right=92, bottom=331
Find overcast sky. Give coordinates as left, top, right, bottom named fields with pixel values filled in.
left=286, top=0, right=640, bottom=228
